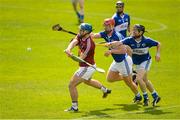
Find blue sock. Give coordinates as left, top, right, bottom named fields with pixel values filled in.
left=76, top=12, right=80, bottom=18
left=143, top=92, right=148, bottom=99
left=152, top=91, right=158, bottom=99
left=80, top=14, right=84, bottom=21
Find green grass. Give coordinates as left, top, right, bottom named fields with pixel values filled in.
left=1, top=0, right=180, bottom=119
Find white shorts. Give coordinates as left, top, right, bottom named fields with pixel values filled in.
left=135, top=59, right=152, bottom=71
left=74, top=65, right=96, bottom=80
left=109, top=56, right=133, bottom=77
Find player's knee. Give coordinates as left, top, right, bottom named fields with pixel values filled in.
left=136, top=74, right=143, bottom=82
left=144, top=80, right=150, bottom=85
left=106, top=76, right=114, bottom=82
left=83, top=80, right=90, bottom=84
left=68, top=82, right=76, bottom=89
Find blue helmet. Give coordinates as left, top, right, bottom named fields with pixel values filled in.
left=79, top=23, right=93, bottom=33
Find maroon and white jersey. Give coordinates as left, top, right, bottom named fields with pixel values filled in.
left=76, top=34, right=95, bottom=67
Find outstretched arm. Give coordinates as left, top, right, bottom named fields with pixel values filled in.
left=105, top=41, right=123, bottom=48
left=91, top=33, right=101, bottom=39
left=104, top=45, right=127, bottom=57
left=155, top=42, right=161, bottom=62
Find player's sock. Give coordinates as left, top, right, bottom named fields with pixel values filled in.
left=136, top=92, right=141, bottom=97
left=79, top=14, right=84, bottom=23
left=72, top=101, right=78, bottom=110
left=151, top=90, right=158, bottom=99
left=101, top=86, right=107, bottom=93
left=76, top=12, right=80, bottom=18
left=101, top=86, right=111, bottom=98
left=143, top=92, right=148, bottom=100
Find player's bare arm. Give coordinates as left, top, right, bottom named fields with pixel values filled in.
left=125, top=45, right=133, bottom=57
left=106, top=41, right=123, bottom=48
left=104, top=45, right=127, bottom=57
left=155, top=42, right=161, bottom=62
left=65, top=39, right=79, bottom=57
left=91, top=33, right=101, bottom=39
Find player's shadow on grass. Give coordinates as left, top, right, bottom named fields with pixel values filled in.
left=81, top=108, right=118, bottom=118
left=81, top=104, right=141, bottom=118
left=137, top=106, right=173, bottom=115
left=114, top=104, right=173, bottom=115
left=114, top=103, right=142, bottom=111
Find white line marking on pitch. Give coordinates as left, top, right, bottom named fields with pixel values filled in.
left=0, top=5, right=168, bottom=33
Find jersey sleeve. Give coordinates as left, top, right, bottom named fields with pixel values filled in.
left=99, top=31, right=109, bottom=42
left=146, top=38, right=159, bottom=47
left=121, top=37, right=131, bottom=45
left=99, top=31, right=104, bottom=38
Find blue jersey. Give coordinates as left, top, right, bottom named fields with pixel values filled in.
left=99, top=30, right=126, bottom=63
left=122, top=36, right=158, bottom=65
left=112, top=13, right=130, bottom=38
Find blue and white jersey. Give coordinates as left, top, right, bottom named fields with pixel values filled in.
left=122, top=36, right=159, bottom=65
left=99, top=30, right=126, bottom=63
left=112, top=13, right=130, bottom=38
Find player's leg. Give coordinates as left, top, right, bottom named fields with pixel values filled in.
left=84, top=79, right=111, bottom=98
left=136, top=69, right=149, bottom=106
left=136, top=60, right=152, bottom=106
left=65, top=67, right=89, bottom=112
left=119, top=56, right=142, bottom=102
left=65, top=74, right=83, bottom=112
left=78, top=0, right=84, bottom=23
left=71, top=0, right=81, bottom=22
left=81, top=65, right=111, bottom=98
left=106, top=61, right=123, bottom=82
left=123, top=75, right=141, bottom=98
left=72, top=0, right=78, bottom=12
left=143, top=72, right=161, bottom=106
left=106, top=70, right=123, bottom=82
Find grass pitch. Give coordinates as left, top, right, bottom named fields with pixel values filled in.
left=0, top=0, right=180, bottom=119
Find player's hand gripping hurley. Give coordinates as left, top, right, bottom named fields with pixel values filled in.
left=64, top=50, right=105, bottom=74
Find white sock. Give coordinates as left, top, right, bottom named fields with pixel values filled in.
left=72, top=101, right=78, bottom=109
left=136, top=92, right=141, bottom=97
left=101, top=86, right=107, bottom=93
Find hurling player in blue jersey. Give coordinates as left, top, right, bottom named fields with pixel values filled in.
left=71, top=0, right=84, bottom=24
left=92, top=18, right=142, bottom=102
left=107, top=24, right=161, bottom=106
left=112, top=1, right=130, bottom=38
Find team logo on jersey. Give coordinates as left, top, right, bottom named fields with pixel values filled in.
left=125, top=18, right=128, bottom=22
left=131, top=44, right=135, bottom=47
left=118, top=20, right=121, bottom=22
left=106, top=37, right=111, bottom=42
left=137, top=44, right=141, bottom=48
left=142, top=43, right=146, bottom=47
